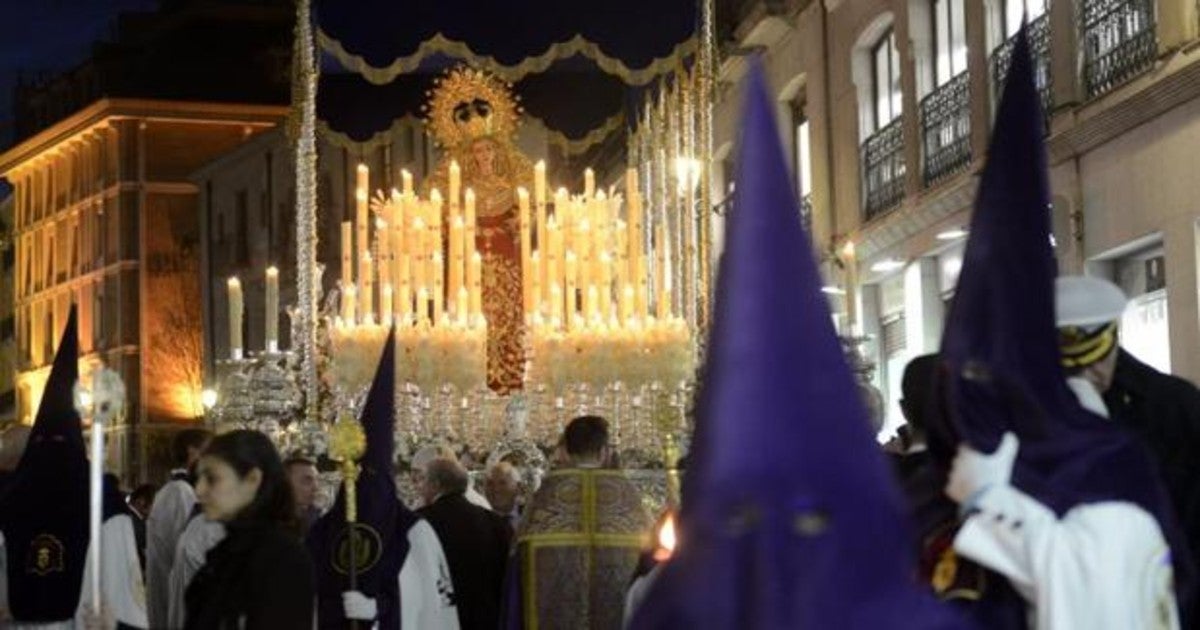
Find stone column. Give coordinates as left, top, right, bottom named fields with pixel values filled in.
left=1049, top=0, right=1080, bottom=112
left=1156, top=0, right=1199, bottom=54
left=903, top=257, right=945, bottom=354
left=895, top=0, right=924, bottom=197
left=1163, top=214, right=1200, bottom=382
left=966, top=0, right=991, bottom=161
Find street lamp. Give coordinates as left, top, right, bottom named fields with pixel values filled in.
left=201, top=388, right=218, bottom=411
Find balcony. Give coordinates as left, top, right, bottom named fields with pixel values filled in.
left=991, top=13, right=1053, bottom=122
left=862, top=118, right=906, bottom=220
left=1083, top=0, right=1157, bottom=98
left=920, top=71, right=972, bottom=186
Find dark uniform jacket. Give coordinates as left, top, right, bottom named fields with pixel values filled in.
left=1105, top=349, right=1200, bottom=627
left=418, top=492, right=512, bottom=630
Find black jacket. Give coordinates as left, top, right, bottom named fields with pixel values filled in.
left=1105, top=350, right=1200, bottom=626
left=418, top=493, right=512, bottom=630
left=185, top=520, right=315, bottom=629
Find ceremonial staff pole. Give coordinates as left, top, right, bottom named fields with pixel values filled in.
left=330, top=417, right=366, bottom=629
left=80, top=368, right=127, bottom=615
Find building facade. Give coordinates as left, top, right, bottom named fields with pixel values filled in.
left=0, top=99, right=284, bottom=481
left=712, top=0, right=1200, bottom=437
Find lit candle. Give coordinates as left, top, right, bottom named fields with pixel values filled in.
left=377, top=219, right=391, bottom=289
left=456, top=287, right=468, bottom=326
left=449, top=216, right=464, bottom=304
left=341, top=221, right=353, bottom=288
left=586, top=285, right=598, bottom=322
left=399, top=282, right=412, bottom=323
left=584, top=167, right=595, bottom=199
left=655, top=224, right=670, bottom=319
left=356, top=164, right=369, bottom=278
left=227, top=277, right=243, bottom=359
left=598, top=252, right=612, bottom=320
left=432, top=251, right=444, bottom=324
left=620, top=283, right=634, bottom=324
left=356, top=162, right=369, bottom=194
left=534, top=160, right=547, bottom=206
left=412, top=218, right=426, bottom=289
left=534, top=161, right=548, bottom=289
left=360, top=252, right=374, bottom=324
left=380, top=284, right=394, bottom=326
left=401, top=169, right=413, bottom=196
left=342, top=284, right=357, bottom=325
left=530, top=252, right=542, bottom=316
left=449, top=160, right=461, bottom=207
left=464, top=188, right=477, bottom=253
left=518, top=187, right=532, bottom=312
left=468, top=252, right=482, bottom=320
left=565, top=251, right=577, bottom=327
left=576, top=220, right=591, bottom=297
left=549, top=282, right=563, bottom=325
left=265, top=266, right=279, bottom=353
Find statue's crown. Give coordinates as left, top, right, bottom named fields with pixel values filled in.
left=425, top=67, right=521, bottom=148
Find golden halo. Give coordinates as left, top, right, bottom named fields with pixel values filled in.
left=424, top=66, right=522, bottom=149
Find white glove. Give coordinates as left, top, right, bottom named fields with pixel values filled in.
left=342, top=590, right=378, bottom=621
left=945, top=431, right=1020, bottom=506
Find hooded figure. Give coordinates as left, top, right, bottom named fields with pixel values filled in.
left=0, top=307, right=89, bottom=625
left=308, top=330, right=459, bottom=629
left=938, top=26, right=1192, bottom=630
left=627, top=59, right=963, bottom=629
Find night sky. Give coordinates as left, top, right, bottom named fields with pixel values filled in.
left=0, top=0, right=158, bottom=151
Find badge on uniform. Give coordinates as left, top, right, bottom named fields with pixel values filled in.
left=26, top=534, right=66, bottom=576
left=331, top=523, right=383, bottom=575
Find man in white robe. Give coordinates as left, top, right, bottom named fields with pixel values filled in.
left=144, top=428, right=210, bottom=629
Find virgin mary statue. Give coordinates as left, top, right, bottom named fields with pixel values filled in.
left=425, top=67, right=534, bottom=393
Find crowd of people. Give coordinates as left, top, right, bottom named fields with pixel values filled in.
left=1, top=27, right=1200, bottom=630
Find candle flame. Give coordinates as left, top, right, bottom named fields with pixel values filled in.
left=265, top=266, right=278, bottom=277
left=227, top=276, right=241, bottom=288
left=841, top=241, right=856, bottom=258
left=653, top=513, right=677, bottom=562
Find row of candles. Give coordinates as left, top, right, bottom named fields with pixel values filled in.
left=223, top=158, right=680, bottom=359
left=339, top=163, right=484, bottom=329
left=335, top=160, right=674, bottom=334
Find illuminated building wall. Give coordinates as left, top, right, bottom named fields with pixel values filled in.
left=0, top=99, right=285, bottom=480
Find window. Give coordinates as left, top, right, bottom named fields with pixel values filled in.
left=872, top=29, right=903, bottom=130
left=932, top=0, right=968, bottom=85
left=1001, top=0, right=1048, bottom=39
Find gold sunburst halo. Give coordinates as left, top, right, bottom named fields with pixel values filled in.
left=424, top=66, right=522, bottom=149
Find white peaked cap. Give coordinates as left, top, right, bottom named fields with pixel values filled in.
left=1055, top=275, right=1128, bottom=328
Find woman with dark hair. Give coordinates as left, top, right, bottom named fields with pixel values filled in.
left=184, top=430, right=314, bottom=629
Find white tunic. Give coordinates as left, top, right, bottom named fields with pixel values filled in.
left=166, top=516, right=226, bottom=629
left=78, top=514, right=149, bottom=628
left=145, top=478, right=196, bottom=629
left=955, top=483, right=1180, bottom=630
left=398, top=519, right=460, bottom=630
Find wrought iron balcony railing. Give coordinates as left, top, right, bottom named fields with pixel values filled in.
left=1083, top=0, right=1157, bottom=98
left=991, top=14, right=1053, bottom=122
left=862, top=118, right=906, bottom=220
left=920, top=71, right=972, bottom=186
